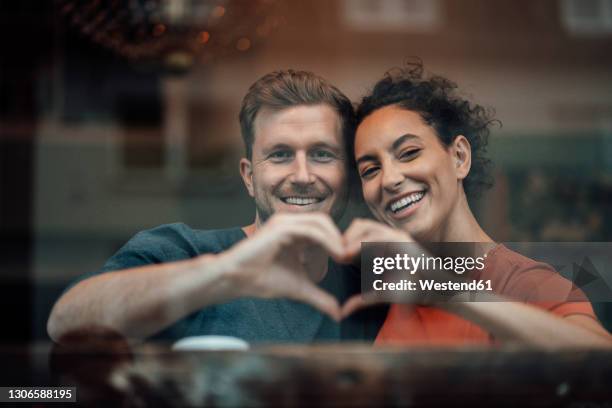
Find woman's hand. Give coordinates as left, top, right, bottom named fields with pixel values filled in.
left=341, top=218, right=417, bottom=318
left=342, top=218, right=413, bottom=262
left=340, top=218, right=469, bottom=318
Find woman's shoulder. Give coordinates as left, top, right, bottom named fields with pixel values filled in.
left=483, top=244, right=581, bottom=302
left=485, top=244, right=556, bottom=275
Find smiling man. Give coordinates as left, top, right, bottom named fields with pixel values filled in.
left=239, top=102, right=348, bottom=230
left=47, top=70, right=382, bottom=344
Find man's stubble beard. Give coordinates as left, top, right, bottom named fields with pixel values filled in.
left=254, top=198, right=274, bottom=225
left=252, top=182, right=348, bottom=225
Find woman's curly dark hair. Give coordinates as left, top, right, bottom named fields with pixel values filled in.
left=355, top=60, right=497, bottom=199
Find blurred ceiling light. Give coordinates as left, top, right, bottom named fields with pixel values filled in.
left=153, top=23, right=166, bottom=36
left=56, top=0, right=283, bottom=71
left=342, top=0, right=441, bottom=32
left=211, top=5, right=226, bottom=19
left=236, top=37, right=251, bottom=51
left=198, top=31, right=211, bottom=44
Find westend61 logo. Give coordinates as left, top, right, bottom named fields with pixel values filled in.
left=360, top=242, right=612, bottom=303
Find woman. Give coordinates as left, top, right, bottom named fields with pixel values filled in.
left=341, top=62, right=611, bottom=348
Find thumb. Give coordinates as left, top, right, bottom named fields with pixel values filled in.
left=337, top=240, right=362, bottom=265
left=340, top=292, right=380, bottom=319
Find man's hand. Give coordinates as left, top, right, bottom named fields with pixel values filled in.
left=218, top=213, right=346, bottom=321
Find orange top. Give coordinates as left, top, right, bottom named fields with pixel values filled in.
left=375, top=245, right=598, bottom=346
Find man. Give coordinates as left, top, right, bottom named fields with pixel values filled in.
left=47, top=70, right=381, bottom=344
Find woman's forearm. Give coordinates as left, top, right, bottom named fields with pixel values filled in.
left=440, top=295, right=612, bottom=349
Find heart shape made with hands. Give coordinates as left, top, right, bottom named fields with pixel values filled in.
left=332, top=220, right=493, bottom=319
left=310, top=218, right=415, bottom=320
left=240, top=214, right=415, bottom=322
left=265, top=215, right=492, bottom=321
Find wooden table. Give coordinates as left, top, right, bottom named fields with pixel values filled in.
left=4, top=341, right=612, bottom=407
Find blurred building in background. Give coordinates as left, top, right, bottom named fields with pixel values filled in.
left=1, top=0, right=611, bottom=342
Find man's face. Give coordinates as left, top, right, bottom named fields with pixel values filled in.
left=240, top=104, right=348, bottom=225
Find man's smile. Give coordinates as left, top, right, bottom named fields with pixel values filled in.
left=281, top=196, right=324, bottom=206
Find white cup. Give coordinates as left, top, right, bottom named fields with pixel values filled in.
left=171, top=335, right=250, bottom=351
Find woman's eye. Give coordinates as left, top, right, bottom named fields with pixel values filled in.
left=399, top=149, right=420, bottom=160
left=360, top=166, right=380, bottom=179
left=311, top=150, right=336, bottom=162
left=269, top=150, right=293, bottom=161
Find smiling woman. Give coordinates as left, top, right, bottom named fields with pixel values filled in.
left=343, top=61, right=612, bottom=348
left=356, top=107, right=484, bottom=242
left=353, top=61, right=495, bottom=243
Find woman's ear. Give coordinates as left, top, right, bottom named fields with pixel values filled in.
left=239, top=158, right=255, bottom=197
left=452, top=135, right=472, bottom=180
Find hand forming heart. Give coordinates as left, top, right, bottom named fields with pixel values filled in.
left=221, top=213, right=421, bottom=322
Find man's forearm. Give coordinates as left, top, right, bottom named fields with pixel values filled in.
left=47, top=253, right=242, bottom=342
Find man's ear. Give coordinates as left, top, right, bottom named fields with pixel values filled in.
left=452, top=135, right=472, bottom=181
left=239, top=158, right=255, bottom=197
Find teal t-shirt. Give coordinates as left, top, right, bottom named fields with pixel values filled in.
left=68, top=223, right=386, bottom=344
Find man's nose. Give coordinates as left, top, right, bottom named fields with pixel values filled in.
left=290, top=152, right=315, bottom=184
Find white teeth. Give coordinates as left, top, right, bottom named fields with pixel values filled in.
left=389, top=191, right=425, bottom=213
left=284, top=197, right=320, bottom=205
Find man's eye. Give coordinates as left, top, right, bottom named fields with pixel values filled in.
left=269, top=151, right=293, bottom=161
left=399, top=149, right=420, bottom=160
left=311, top=150, right=336, bottom=162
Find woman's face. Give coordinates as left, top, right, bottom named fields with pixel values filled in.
left=354, top=105, right=466, bottom=241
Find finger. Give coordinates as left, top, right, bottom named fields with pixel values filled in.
left=344, top=219, right=415, bottom=262
left=342, top=219, right=379, bottom=261
left=340, top=294, right=366, bottom=318
left=341, top=220, right=366, bottom=260
left=299, top=213, right=346, bottom=259
left=272, top=213, right=346, bottom=260
left=345, top=218, right=413, bottom=242
left=277, top=212, right=339, bottom=235
left=290, top=281, right=342, bottom=322
left=343, top=218, right=371, bottom=242
left=284, top=223, right=344, bottom=261
left=340, top=292, right=380, bottom=319
left=342, top=240, right=363, bottom=263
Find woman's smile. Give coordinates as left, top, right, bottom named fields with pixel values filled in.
left=355, top=105, right=462, bottom=241
left=386, top=189, right=427, bottom=220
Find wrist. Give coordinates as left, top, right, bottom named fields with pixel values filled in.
left=435, top=295, right=472, bottom=315
left=199, top=248, right=253, bottom=299
left=185, top=252, right=248, bottom=305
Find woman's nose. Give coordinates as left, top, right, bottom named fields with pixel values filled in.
left=381, top=162, right=404, bottom=192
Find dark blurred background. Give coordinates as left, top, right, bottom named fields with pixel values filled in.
left=1, top=0, right=611, bottom=344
